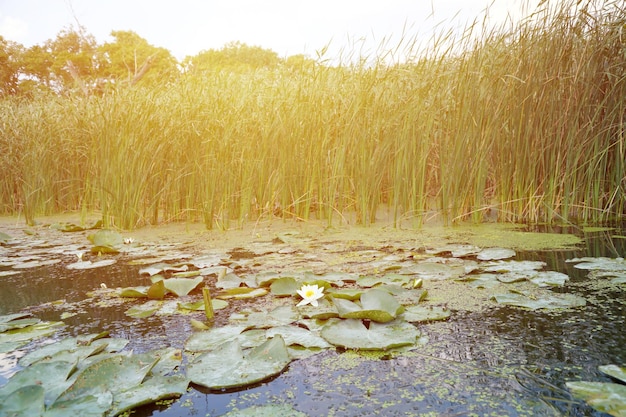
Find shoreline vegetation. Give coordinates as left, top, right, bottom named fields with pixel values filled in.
left=1, top=0, right=624, bottom=230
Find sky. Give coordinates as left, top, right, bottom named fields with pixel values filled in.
left=0, top=0, right=540, bottom=62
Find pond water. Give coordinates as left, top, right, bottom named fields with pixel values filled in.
left=0, top=222, right=624, bottom=416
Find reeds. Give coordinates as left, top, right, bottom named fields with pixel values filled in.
left=0, top=0, right=624, bottom=229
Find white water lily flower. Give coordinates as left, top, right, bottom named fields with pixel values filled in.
left=123, top=237, right=134, bottom=244
left=296, top=284, right=324, bottom=307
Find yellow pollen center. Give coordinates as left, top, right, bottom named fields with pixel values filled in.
left=305, top=290, right=315, bottom=297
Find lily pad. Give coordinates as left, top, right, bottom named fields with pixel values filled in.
left=187, top=336, right=291, bottom=389
left=529, top=271, right=569, bottom=287
left=162, top=277, right=204, bottom=297
left=566, top=381, right=626, bottom=417
left=482, top=260, right=546, bottom=273
left=600, top=365, right=626, bottom=384
left=269, top=277, right=301, bottom=296
left=402, top=305, right=451, bottom=322
left=184, top=325, right=248, bottom=352
left=125, top=300, right=162, bottom=318
left=217, top=287, right=268, bottom=300
left=491, top=291, right=586, bottom=310
left=229, top=305, right=300, bottom=329
left=87, top=229, right=123, bottom=253
left=476, top=248, right=516, bottom=260
left=0, top=231, right=12, bottom=244
left=266, top=325, right=332, bottom=349
left=66, top=259, right=117, bottom=270
left=321, top=319, right=420, bottom=350
left=333, top=288, right=403, bottom=323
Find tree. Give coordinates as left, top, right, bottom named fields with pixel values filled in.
left=184, top=41, right=281, bottom=74
left=99, top=30, right=179, bottom=86
left=44, top=26, right=100, bottom=93
left=0, top=36, right=22, bottom=95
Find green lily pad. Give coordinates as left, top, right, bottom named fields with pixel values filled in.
left=217, top=287, right=268, bottom=300
left=477, top=248, right=516, bottom=260
left=55, top=354, right=158, bottom=403
left=120, top=286, right=150, bottom=298
left=482, top=260, right=546, bottom=273
left=327, top=287, right=364, bottom=300
left=217, top=272, right=247, bottom=289
left=0, top=384, right=45, bottom=416
left=402, top=305, right=451, bottom=322
left=229, top=305, right=300, bottom=329
left=491, top=291, right=586, bottom=310
left=125, top=300, right=162, bottom=318
left=110, top=374, right=189, bottom=416
left=87, top=229, right=123, bottom=253
left=568, top=257, right=626, bottom=271
left=0, top=320, right=65, bottom=353
left=266, top=325, right=332, bottom=349
left=187, top=336, right=291, bottom=389
left=0, top=360, right=76, bottom=404
left=269, top=277, right=301, bottom=296
left=66, top=259, right=117, bottom=270
left=0, top=313, right=41, bottom=332
left=295, top=298, right=340, bottom=320
left=162, top=277, right=204, bottom=297
left=178, top=299, right=228, bottom=311
left=566, top=381, right=626, bottom=417
left=334, top=288, right=403, bottom=323
left=321, top=319, right=421, bottom=350
left=529, top=271, right=569, bottom=287
left=0, top=231, right=12, bottom=244
left=147, top=279, right=167, bottom=299
left=184, top=325, right=248, bottom=352
left=600, top=365, right=626, bottom=384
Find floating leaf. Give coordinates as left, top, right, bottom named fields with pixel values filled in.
left=110, top=374, right=188, bottom=416
left=482, top=260, right=546, bottom=273
left=567, top=257, right=626, bottom=271
left=178, top=299, right=228, bottom=311
left=187, top=336, right=291, bottom=389
left=600, top=365, right=626, bottom=384
left=125, top=301, right=162, bottom=318
left=217, top=287, right=268, bottom=300
left=120, top=286, right=150, bottom=298
left=327, top=287, right=364, bottom=300
left=0, top=231, right=13, bottom=244
left=477, top=248, right=516, bottom=260
left=216, top=272, right=246, bottom=289
left=402, top=305, right=451, bottom=322
left=491, top=291, right=586, bottom=310
left=270, top=277, right=300, bottom=296
left=55, top=354, right=157, bottom=403
left=266, top=325, right=332, bottom=349
left=566, top=381, right=626, bottom=417
left=229, top=305, right=300, bottom=329
left=87, top=229, right=123, bottom=253
left=529, top=271, right=569, bottom=287
left=184, top=325, right=248, bottom=352
left=147, top=279, right=167, bottom=299
left=321, top=319, right=420, bottom=350
left=162, top=276, right=204, bottom=297
left=334, top=289, right=403, bottom=323
left=66, top=259, right=117, bottom=270
left=0, top=321, right=65, bottom=353
left=0, top=385, right=45, bottom=416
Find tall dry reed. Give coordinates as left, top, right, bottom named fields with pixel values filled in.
left=0, top=0, right=623, bottom=229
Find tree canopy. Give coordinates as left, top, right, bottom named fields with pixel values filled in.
left=0, top=27, right=315, bottom=97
